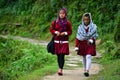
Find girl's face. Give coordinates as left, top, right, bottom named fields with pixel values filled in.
left=83, top=16, right=90, bottom=26
left=59, top=10, right=66, bottom=19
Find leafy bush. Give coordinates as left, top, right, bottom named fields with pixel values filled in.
left=101, top=40, right=118, bottom=60
left=97, top=34, right=120, bottom=61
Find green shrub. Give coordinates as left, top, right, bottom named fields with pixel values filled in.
left=97, top=34, right=119, bottom=61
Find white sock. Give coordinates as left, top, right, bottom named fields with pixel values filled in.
left=86, top=55, right=92, bottom=71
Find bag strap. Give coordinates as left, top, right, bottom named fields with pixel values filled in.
left=53, top=20, right=56, bottom=30
left=53, top=20, right=56, bottom=38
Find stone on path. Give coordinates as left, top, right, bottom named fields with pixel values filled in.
left=66, top=63, right=79, bottom=67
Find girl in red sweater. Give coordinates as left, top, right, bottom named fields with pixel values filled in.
left=50, top=8, right=72, bottom=76
left=75, top=13, right=98, bottom=77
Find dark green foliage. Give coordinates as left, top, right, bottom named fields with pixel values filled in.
left=114, top=48, right=120, bottom=59
left=114, top=20, right=120, bottom=43
left=0, top=0, right=120, bottom=40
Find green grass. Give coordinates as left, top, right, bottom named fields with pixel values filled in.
left=88, top=33, right=120, bottom=80
left=17, top=62, right=58, bottom=80
left=0, top=36, right=57, bottom=80
left=88, top=59, right=120, bottom=80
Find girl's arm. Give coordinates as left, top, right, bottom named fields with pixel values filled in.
left=75, top=38, right=80, bottom=47
left=50, top=21, right=59, bottom=35
left=75, top=38, right=80, bottom=51
left=63, top=21, right=72, bottom=36
left=67, top=21, right=72, bottom=35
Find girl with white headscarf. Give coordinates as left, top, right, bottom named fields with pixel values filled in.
left=75, top=13, right=98, bottom=77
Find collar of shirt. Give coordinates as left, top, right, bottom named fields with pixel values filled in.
left=84, top=25, right=89, bottom=29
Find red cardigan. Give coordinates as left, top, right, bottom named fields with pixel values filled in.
left=50, top=21, right=72, bottom=41
left=75, top=28, right=95, bottom=47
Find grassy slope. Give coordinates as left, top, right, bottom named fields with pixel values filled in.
left=88, top=59, right=120, bottom=80
left=18, top=63, right=58, bottom=80
left=0, top=37, right=57, bottom=80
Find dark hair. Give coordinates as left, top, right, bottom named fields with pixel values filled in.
left=59, top=7, right=67, bottom=16
left=84, top=13, right=90, bottom=18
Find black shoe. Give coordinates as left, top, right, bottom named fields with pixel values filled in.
left=57, top=69, right=63, bottom=76
left=84, top=72, right=89, bottom=77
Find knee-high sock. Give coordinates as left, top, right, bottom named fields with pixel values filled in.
left=86, top=55, right=92, bottom=71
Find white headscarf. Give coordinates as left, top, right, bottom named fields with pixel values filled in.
left=76, top=13, right=98, bottom=40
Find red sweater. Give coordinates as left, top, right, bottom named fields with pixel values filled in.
left=50, top=21, right=72, bottom=41
left=75, top=28, right=95, bottom=47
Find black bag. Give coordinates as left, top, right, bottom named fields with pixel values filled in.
left=47, top=37, right=55, bottom=54
left=47, top=21, right=56, bottom=54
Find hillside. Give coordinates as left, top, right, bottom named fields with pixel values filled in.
left=0, top=1, right=120, bottom=80
left=0, top=0, right=120, bottom=40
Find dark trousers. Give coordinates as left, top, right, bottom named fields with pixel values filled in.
left=57, top=54, right=65, bottom=69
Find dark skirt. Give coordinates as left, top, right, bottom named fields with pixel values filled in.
left=54, top=43, right=69, bottom=55
left=77, top=40, right=96, bottom=56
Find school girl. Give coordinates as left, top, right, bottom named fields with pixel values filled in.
left=75, top=13, right=98, bottom=77
left=50, top=8, right=72, bottom=76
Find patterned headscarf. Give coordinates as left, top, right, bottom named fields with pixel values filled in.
left=57, top=7, right=68, bottom=32
left=76, top=13, right=98, bottom=40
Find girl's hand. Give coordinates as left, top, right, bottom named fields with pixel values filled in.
left=88, top=39, right=93, bottom=43
left=60, top=32, right=65, bottom=36
left=88, top=39, right=94, bottom=45
left=57, top=32, right=60, bottom=36
left=75, top=47, right=79, bottom=51
left=60, top=32, right=67, bottom=36
left=55, top=31, right=60, bottom=36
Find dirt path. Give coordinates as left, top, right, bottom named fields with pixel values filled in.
left=0, top=35, right=48, bottom=46
left=0, top=35, right=101, bottom=80
left=44, top=51, right=101, bottom=80
left=44, top=53, right=101, bottom=80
